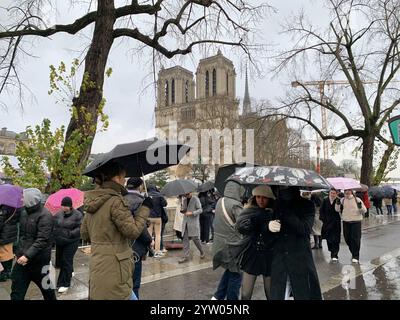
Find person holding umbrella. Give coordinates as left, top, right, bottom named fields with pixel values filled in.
left=0, top=184, right=23, bottom=282
left=0, top=205, right=22, bottom=282
left=178, top=191, right=205, bottom=263
left=335, top=189, right=367, bottom=264
left=269, top=186, right=322, bottom=300
left=81, top=160, right=153, bottom=300
left=235, top=185, right=277, bottom=300
left=53, top=196, right=83, bottom=294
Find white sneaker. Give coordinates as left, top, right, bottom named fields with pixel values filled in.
left=351, top=258, right=359, bottom=264
left=58, top=287, right=69, bottom=294
left=154, top=252, right=164, bottom=258
left=161, top=249, right=168, bottom=253
left=331, top=258, right=338, bottom=262
left=211, top=296, right=217, bottom=300
left=72, top=272, right=75, bottom=277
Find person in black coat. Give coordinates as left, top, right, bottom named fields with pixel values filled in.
left=11, top=188, right=56, bottom=300
left=199, top=191, right=216, bottom=244
left=269, top=186, right=322, bottom=300
left=392, top=189, right=398, bottom=214
left=371, top=195, right=383, bottom=215
left=0, top=205, right=22, bottom=281
left=320, top=188, right=341, bottom=262
left=124, top=177, right=153, bottom=299
left=235, top=185, right=277, bottom=300
left=53, top=196, right=83, bottom=293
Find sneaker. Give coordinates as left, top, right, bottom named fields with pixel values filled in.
left=211, top=296, right=217, bottom=300
left=331, top=257, right=339, bottom=262
left=72, top=272, right=75, bottom=277
left=58, top=287, right=69, bottom=294
left=178, top=257, right=189, bottom=264
left=154, top=252, right=164, bottom=258
left=351, top=258, right=359, bottom=264
left=161, top=249, right=168, bottom=253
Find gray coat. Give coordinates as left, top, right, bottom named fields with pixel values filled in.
left=181, top=195, right=202, bottom=237
left=212, top=181, right=245, bottom=273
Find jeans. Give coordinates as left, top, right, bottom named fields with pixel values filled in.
left=130, top=291, right=138, bottom=300
left=214, top=269, right=242, bottom=300
left=133, top=260, right=142, bottom=299
left=160, top=222, right=166, bottom=250
left=386, top=205, right=393, bottom=215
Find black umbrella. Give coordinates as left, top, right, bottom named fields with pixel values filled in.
left=226, top=166, right=332, bottom=190
left=369, top=186, right=385, bottom=199
left=198, top=181, right=214, bottom=193
left=161, top=179, right=198, bottom=197
left=382, top=185, right=395, bottom=198
left=82, top=137, right=190, bottom=178
left=214, top=162, right=260, bottom=195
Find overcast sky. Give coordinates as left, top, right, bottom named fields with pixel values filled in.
left=1, top=0, right=399, bottom=178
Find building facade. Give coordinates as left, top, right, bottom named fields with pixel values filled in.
left=0, top=127, right=27, bottom=156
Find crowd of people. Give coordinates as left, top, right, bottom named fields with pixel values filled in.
left=1, top=160, right=399, bottom=300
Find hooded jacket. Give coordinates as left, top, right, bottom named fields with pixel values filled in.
left=212, top=181, right=245, bottom=272
left=16, top=204, right=54, bottom=263
left=81, top=181, right=150, bottom=300
left=147, top=186, right=168, bottom=219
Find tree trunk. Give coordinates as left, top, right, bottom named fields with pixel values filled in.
left=61, top=0, right=116, bottom=177
left=372, top=143, right=395, bottom=186
left=360, top=135, right=375, bottom=186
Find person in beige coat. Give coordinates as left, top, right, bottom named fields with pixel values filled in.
left=81, top=161, right=152, bottom=300
left=335, top=189, right=367, bottom=264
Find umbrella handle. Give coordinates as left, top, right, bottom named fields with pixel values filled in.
left=142, top=171, right=148, bottom=197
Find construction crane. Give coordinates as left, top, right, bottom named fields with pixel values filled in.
left=291, top=79, right=400, bottom=173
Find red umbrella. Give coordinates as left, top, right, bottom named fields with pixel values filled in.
left=44, top=188, right=84, bottom=215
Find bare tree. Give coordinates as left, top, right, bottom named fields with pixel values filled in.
left=264, top=0, right=400, bottom=186
left=0, top=0, right=267, bottom=185
left=241, top=102, right=312, bottom=168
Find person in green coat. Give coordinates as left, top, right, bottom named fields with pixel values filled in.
left=81, top=161, right=152, bottom=300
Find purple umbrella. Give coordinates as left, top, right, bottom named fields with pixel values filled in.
left=0, top=184, right=24, bottom=208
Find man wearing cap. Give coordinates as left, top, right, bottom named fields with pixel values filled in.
left=53, top=196, right=83, bottom=294
left=10, top=188, right=56, bottom=300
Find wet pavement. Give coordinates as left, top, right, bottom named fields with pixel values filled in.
left=1, top=213, right=400, bottom=300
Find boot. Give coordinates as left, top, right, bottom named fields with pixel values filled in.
left=312, top=236, right=319, bottom=249
left=0, top=259, right=13, bottom=282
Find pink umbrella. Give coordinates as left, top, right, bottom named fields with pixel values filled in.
left=327, top=177, right=363, bottom=191
left=45, top=188, right=84, bottom=215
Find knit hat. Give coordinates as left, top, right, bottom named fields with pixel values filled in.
left=126, top=177, right=143, bottom=189
left=23, top=188, right=43, bottom=208
left=252, top=185, right=276, bottom=199
left=61, top=196, right=73, bottom=208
